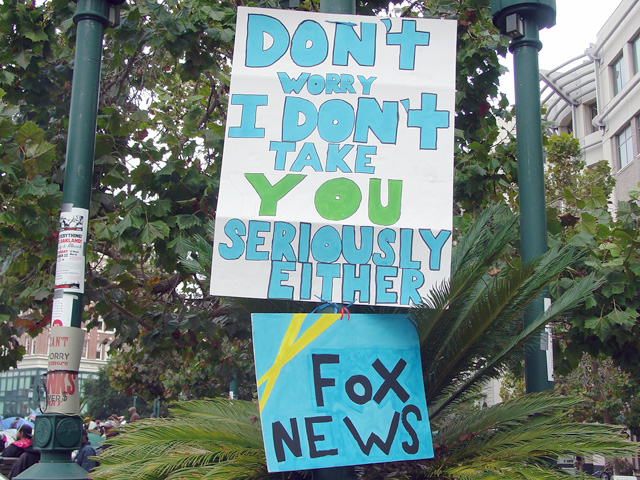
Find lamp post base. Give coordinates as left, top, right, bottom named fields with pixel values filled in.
left=15, top=414, right=87, bottom=480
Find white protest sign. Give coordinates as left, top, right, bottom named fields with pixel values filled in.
left=211, top=7, right=457, bottom=307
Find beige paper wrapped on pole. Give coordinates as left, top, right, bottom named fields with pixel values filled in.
left=45, top=326, right=85, bottom=414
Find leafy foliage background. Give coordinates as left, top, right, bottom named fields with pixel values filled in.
left=2, top=0, right=640, bottom=444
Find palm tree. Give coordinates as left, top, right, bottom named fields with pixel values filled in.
left=92, top=206, right=639, bottom=480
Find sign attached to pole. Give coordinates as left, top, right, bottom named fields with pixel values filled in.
left=211, top=7, right=457, bottom=307
left=252, top=313, right=433, bottom=472
left=45, top=326, right=84, bottom=414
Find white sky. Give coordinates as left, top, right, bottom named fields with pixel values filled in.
left=499, top=0, right=622, bottom=103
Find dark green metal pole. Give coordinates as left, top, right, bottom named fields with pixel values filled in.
left=17, top=0, right=118, bottom=478
left=319, top=0, right=354, bottom=14
left=511, top=18, right=553, bottom=393
left=64, top=0, right=110, bottom=323
left=490, top=0, right=556, bottom=393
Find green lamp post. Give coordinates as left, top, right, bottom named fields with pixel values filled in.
left=490, top=0, right=556, bottom=393
left=16, top=0, right=122, bottom=478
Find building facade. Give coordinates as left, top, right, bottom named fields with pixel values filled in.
left=541, top=0, right=640, bottom=204
left=0, top=323, right=114, bottom=417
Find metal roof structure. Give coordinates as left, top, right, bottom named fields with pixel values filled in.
left=539, top=52, right=596, bottom=133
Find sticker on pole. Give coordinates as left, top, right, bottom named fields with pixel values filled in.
left=51, top=291, right=75, bottom=327
left=252, top=313, right=433, bottom=472
left=54, top=205, right=88, bottom=294
left=211, top=7, right=457, bottom=307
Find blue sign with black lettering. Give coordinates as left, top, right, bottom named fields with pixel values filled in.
left=252, top=313, right=434, bottom=472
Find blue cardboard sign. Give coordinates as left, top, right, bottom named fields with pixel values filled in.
left=252, top=313, right=434, bottom=472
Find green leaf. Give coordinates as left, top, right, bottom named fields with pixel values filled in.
left=601, top=242, right=622, bottom=257
left=629, top=262, right=640, bottom=276
left=92, top=220, right=114, bottom=241
left=23, top=141, right=56, bottom=178
left=23, top=28, right=48, bottom=42
left=0, top=119, right=16, bottom=139
left=129, top=109, right=149, bottom=122
left=584, top=293, right=597, bottom=310
left=578, top=212, right=597, bottom=234
left=12, top=50, right=34, bottom=69
left=601, top=280, right=625, bottom=297
left=14, top=121, right=44, bottom=146
left=568, top=231, right=597, bottom=248
left=605, top=308, right=639, bottom=328
left=584, top=315, right=614, bottom=341
left=175, top=214, right=202, bottom=229
left=16, top=176, right=55, bottom=197
left=102, top=167, right=127, bottom=188
left=0, top=70, right=17, bottom=85
left=140, top=220, right=170, bottom=244
left=149, top=198, right=172, bottom=217
left=115, top=211, right=144, bottom=233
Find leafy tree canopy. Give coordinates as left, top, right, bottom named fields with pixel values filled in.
left=83, top=366, right=153, bottom=420
left=545, top=135, right=640, bottom=383
left=0, top=0, right=518, bottom=400
left=89, top=207, right=638, bottom=480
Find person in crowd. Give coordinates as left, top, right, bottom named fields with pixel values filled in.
left=107, top=414, right=120, bottom=423
left=8, top=446, right=40, bottom=479
left=0, top=433, right=6, bottom=454
left=101, top=420, right=121, bottom=444
left=128, top=407, right=140, bottom=423
left=8, top=419, right=19, bottom=429
left=95, top=419, right=105, bottom=436
left=3, top=424, right=33, bottom=458
left=102, top=420, right=118, bottom=436
left=74, top=428, right=97, bottom=472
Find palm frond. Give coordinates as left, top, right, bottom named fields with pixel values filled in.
left=362, top=393, right=638, bottom=480
left=92, top=399, right=269, bottom=480
left=178, top=222, right=215, bottom=276
left=427, top=272, right=601, bottom=417
left=170, top=398, right=262, bottom=426
left=95, top=205, right=636, bottom=480
left=416, top=204, right=518, bottom=345
left=433, top=392, right=586, bottom=448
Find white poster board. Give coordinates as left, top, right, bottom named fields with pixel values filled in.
left=211, top=7, right=457, bottom=307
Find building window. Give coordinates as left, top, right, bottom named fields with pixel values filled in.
left=96, top=345, right=102, bottom=360
left=589, top=103, right=598, bottom=133
left=617, top=124, right=633, bottom=168
left=613, top=55, right=627, bottom=95
left=82, top=340, right=88, bottom=358
left=634, top=35, right=640, bottom=74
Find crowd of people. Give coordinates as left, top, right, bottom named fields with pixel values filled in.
left=0, top=407, right=141, bottom=478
